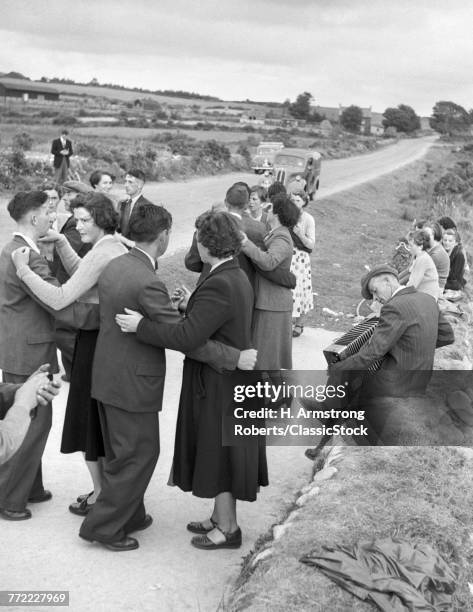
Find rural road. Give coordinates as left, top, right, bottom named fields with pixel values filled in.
left=0, top=135, right=436, bottom=612
left=144, top=135, right=437, bottom=256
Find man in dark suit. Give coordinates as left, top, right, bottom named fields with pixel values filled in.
left=51, top=129, right=73, bottom=185
left=118, top=168, right=154, bottom=239
left=329, top=265, right=441, bottom=442
left=185, top=184, right=296, bottom=290
left=0, top=192, right=60, bottom=520
left=79, top=204, right=255, bottom=551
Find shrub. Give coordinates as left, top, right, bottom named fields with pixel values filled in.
left=12, top=132, right=33, bottom=151
left=52, top=114, right=78, bottom=125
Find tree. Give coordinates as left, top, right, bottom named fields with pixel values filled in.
left=382, top=104, right=420, bottom=133
left=430, top=101, right=470, bottom=136
left=288, top=92, right=313, bottom=120
left=340, top=105, right=363, bottom=132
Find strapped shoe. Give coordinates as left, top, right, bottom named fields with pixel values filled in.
left=69, top=499, right=94, bottom=516
left=191, top=526, right=242, bottom=550
left=186, top=517, right=217, bottom=534
left=76, top=491, right=94, bottom=503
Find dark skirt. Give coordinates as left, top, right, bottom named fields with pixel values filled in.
left=60, top=329, right=104, bottom=461
left=169, top=359, right=268, bottom=502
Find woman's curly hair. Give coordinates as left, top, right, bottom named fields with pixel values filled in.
left=79, top=193, right=118, bottom=234
left=195, top=211, right=242, bottom=258
left=272, top=193, right=301, bottom=229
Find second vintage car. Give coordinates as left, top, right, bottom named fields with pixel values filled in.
left=272, top=148, right=322, bottom=200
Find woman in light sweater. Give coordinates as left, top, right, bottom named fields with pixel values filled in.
left=406, top=229, right=439, bottom=300
left=11, top=193, right=127, bottom=515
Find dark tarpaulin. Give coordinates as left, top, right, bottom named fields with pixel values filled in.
left=300, top=538, right=456, bottom=611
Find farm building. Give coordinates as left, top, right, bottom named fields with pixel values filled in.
left=0, top=77, right=60, bottom=102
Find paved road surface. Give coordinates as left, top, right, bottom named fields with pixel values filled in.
left=146, top=135, right=436, bottom=256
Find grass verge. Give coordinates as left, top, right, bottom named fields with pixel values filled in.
left=224, top=447, right=473, bottom=611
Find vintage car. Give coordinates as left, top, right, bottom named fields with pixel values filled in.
left=251, top=141, right=284, bottom=173
left=272, top=148, right=322, bottom=199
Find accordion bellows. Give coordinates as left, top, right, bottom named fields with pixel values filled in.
left=323, top=315, right=383, bottom=373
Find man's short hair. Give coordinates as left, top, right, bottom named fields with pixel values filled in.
left=225, top=185, right=249, bottom=210
left=7, top=191, right=48, bottom=222
left=127, top=168, right=146, bottom=183
left=268, top=181, right=286, bottom=200
left=129, top=204, right=172, bottom=243
left=61, top=129, right=69, bottom=136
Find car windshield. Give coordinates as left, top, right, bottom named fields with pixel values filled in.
left=257, top=146, right=280, bottom=155
left=274, top=155, right=305, bottom=167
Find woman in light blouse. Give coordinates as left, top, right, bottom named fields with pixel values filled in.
left=11, top=193, right=127, bottom=515
left=405, top=229, right=439, bottom=300
left=289, top=191, right=315, bottom=337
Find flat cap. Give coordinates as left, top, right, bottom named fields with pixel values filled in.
left=361, top=264, right=398, bottom=300
left=62, top=181, right=93, bottom=194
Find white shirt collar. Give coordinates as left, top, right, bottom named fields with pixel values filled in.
left=13, top=232, right=40, bottom=255
left=134, top=245, right=156, bottom=269
left=209, top=257, right=233, bottom=273
left=228, top=211, right=242, bottom=220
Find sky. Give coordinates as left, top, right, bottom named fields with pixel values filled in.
left=1, top=0, right=472, bottom=116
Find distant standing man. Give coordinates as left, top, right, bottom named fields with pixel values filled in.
left=0, top=192, right=60, bottom=520
left=51, top=129, right=73, bottom=185
left=118, top=169, right=154, bottom=240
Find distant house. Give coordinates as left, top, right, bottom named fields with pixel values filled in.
left=0, top=77, right=60, bottom=102
left=319, top=119, right=333, bottom=136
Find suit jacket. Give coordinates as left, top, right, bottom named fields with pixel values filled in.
left=184, top=216, right=296, bottom=289
left=91, top=248, right=239, bottom=413
left=331, top=286, right=439, bottom=397
left=0, top=236, right=59, bottom=376
left=51, top=137, right=73, bottom=169
left=241, top=226, right=294, bottom=312
left=137, top=258, right=254, bottom=354
left=118, top=194, right=154, bottom=239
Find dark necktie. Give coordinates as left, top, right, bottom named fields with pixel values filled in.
left=121, top=199, right=132, bottom=236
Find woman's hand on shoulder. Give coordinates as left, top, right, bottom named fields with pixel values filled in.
left=115, top=308, right=143, bottom=333
left=11, top=246, right=31, bottom=269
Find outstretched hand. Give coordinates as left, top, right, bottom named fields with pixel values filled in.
left=38, top=229, right=62, bottom=243
left=115, top=308, right=143, bottom=333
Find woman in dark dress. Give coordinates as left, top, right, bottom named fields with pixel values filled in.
left=116, top=212, right=266, bottom=550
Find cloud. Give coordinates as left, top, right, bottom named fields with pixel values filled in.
left=1, top=0, right=473, bottom=114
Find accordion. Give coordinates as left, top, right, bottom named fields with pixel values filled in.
left=323, top=314, right=383, bottom=373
